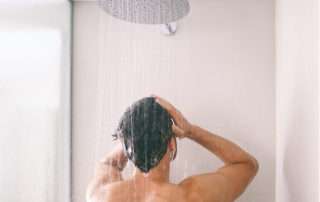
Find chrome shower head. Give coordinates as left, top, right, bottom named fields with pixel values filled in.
left=96, top=0, right=190, bottom=24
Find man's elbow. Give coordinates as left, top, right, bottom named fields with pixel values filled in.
left=86, top=188, right=93, bottom=202
left=86, top=183, right=96, bottom=202
left=250, top=156, right=259, bottom=176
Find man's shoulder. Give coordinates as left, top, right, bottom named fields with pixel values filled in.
left=178, top=173, right=229, bottom=202
left=102, top=181, right=131, bottom=201
left=104, top=179, right=130, bottom=191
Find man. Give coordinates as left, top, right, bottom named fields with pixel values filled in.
left=87, top=95, right=259, bottom=202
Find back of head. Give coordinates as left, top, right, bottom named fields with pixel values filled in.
left=112, top=97, right=173, bottom=173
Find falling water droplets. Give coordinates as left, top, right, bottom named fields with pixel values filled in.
left=183, top=172, right=187, bottom=179
left=143, top=172, right=149, bottom=177
left=95, top=0, right=192, bottom=189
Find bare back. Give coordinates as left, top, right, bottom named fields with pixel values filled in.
left=104, top=180, right=186, bottom=202
left=100, top=172, right=229, bottom=202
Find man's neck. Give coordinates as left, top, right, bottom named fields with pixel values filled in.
left=131, top=153, right=171, bottom=184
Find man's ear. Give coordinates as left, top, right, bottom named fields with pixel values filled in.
left=168, top=137, right=177, bottom=161
left=168, top=137, right=176, bottom=151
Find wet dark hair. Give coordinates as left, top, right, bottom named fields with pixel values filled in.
left=112, top=97, right=173, bottom=173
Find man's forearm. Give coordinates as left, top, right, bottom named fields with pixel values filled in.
left=189, top=125, right=257, bottom=166
left=153, top=95, right=257, bottom=168
left=99, top=143, right=128, bottom=172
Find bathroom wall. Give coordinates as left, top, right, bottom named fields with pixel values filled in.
left=275, top=0, right=319, bottom=201
left=72, top=0, right=275, bottom=201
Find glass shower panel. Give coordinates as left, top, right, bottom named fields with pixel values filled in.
left=0, top=1, right=71, bottom=201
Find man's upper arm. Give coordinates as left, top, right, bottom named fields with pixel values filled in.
left=86, top=164, right=123, bottom=201
left=215, top=162, right=258, bottom=201
left=179, top=163, right=257, bottom=202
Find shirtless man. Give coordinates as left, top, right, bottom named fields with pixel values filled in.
left=86, top=95, right=259, bottom=202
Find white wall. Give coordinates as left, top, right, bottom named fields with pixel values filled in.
left=275, top=0, right=319, bottom=202
left=72, top=1, right=275, bottom=201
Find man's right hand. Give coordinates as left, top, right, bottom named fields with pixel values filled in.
left=151, top=94, right=194, bottom=139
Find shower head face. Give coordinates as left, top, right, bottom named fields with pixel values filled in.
left=97, top=0, right=190, bottom=24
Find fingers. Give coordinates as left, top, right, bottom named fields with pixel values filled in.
left=155, top=96, right=180, bottom=125
left=151, top=94, right=176, bottom=115
left=172, top=125, right=185, bottom=138
left=150, top=94, right=188, bottom=139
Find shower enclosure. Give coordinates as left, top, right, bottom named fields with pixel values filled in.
left=0, top=0, right=318, bottom=202
left=72, top=0, right=276, bottom=201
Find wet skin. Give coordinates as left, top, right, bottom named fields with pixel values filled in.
left=87, top=95, right=259, bottom=202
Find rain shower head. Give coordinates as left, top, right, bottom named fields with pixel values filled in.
left=96, top=0, right=190, bottom=24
